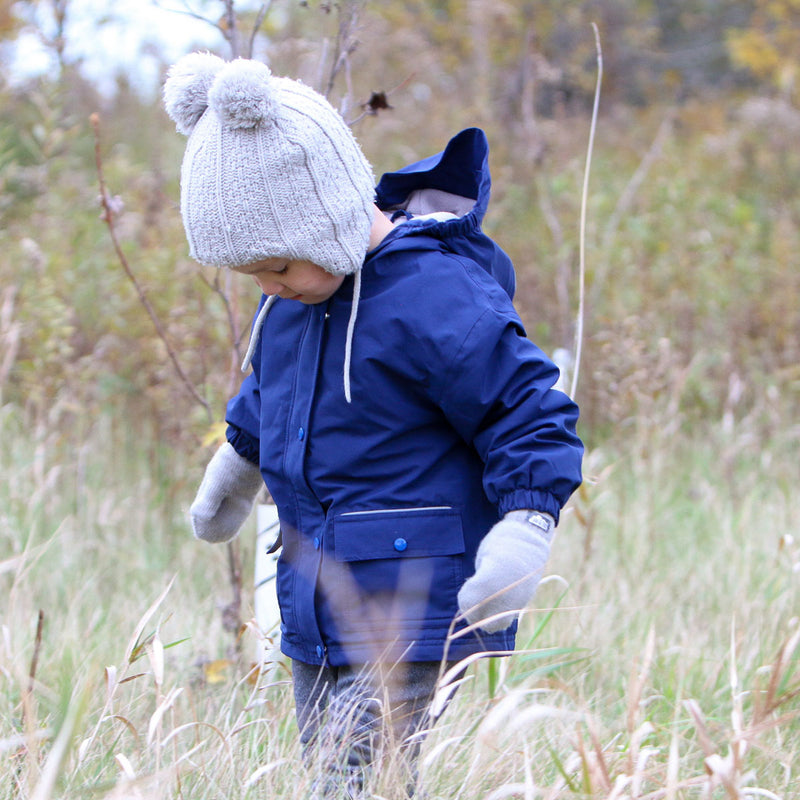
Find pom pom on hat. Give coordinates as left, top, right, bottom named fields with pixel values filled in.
left=208, top=59, right=276, bottom=130
left=164, top=52, right=225, bottom=135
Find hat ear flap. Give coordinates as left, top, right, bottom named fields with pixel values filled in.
left=208, top=59, right=276, bottom=131
left=163, top=52, right=226, bottom=135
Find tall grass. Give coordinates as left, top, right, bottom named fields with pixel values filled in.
left=4, top=91, right=799, bottom=450
left=1, top=397, right=798, bottom=799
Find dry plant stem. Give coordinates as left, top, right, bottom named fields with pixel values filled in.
left=223, top=268, right=244, bottom=397
left=28, top=690, right=85, bottom=800
left=168, top=0, right=246, bottom=59
left=161, top=2, right=268, bottom=62
left=196, top=270, right=244, bottom=391
left=12, top=611, right=45, bottom=800
left=0, top=286, right=21, bottom=390
left=570, top=22, right=602, bottom=400
left=247, top=3, right=272, bottom=59
left=223, top=0, right=239, bottom=57
left=223, top=540, right=244, bottom=651
left=755, top=625, right=800, bottom=722
left=161, top=0, right=226, bottom=34
left=90, top=113, right=212, bottom=422
left=322, top=0, right=364, bottom=107
left=27, top=609, right=44, bottom=700
left=626, top=626, right=655, bottom=738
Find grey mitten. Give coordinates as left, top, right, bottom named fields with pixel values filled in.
left=457, top=510, right=554, bottom=633
left=190, top=442, right=263, bottom=543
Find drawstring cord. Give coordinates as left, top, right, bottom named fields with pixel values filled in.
left=241, top=294, right=277, bottom=373
left=239, top=269, right=362, bottom=405
left=342, top=268, right=361, bottom=404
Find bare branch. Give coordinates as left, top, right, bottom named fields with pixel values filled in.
left=197, top=272, right=245, bottom=355
left=321, top=0, right=365, bottom=110
left=223, top=0, right=239, bottom=58
left=221, top=540, right=244, bottom=653
left=154, top=0, right=225, bottom=36
left=246, top=2, right=272, bottom=60
left=91, top=113, right=212, bottom=421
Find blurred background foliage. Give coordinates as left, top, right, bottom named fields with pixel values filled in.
left=0, top=0, right=798, bottom=455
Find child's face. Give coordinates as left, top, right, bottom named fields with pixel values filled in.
left=233, top=258, right=345, bottom=304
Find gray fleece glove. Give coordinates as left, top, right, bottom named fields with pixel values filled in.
left=190, top=442, right=263, bottom=543
left=457, top=510, right=554, bottom=633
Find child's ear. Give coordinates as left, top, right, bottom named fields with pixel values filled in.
left=163, top=52, right=226, bottom=136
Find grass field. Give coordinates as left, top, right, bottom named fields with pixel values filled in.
left=2, top=2, right=799, bottom=795
left=1, top=399, right=798, bottom=800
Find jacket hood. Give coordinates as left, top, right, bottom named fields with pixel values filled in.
left=374, top=127, right=516, bottom=300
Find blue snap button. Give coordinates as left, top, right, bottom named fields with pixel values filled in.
left=297, top=427, right=305, bottom=440
left=316, top=645, right=324, bottom=658
left=313, top=537, right=321, bottom=550
left=393, top=537, right=408, bottom=552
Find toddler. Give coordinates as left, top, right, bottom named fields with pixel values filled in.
left=164, top=52, right=583, bottom=797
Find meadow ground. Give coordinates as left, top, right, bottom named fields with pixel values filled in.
left=1, top=402, right=798, bottom=800
left=2, top=4, right=800, bottom=797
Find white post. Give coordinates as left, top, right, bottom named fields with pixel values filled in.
left=255, top=503, right=282, bottom=670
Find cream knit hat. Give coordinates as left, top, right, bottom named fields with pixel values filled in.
left=163, top=52, right=375, bottom=275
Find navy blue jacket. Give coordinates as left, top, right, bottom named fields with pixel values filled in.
left=226, top=129, right=583, bottom=667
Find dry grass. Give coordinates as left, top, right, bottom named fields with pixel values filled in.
left=1, top=399, right=798, bottom=799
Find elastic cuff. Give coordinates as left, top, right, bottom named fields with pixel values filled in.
left=497, top=490, right=561, bottom=524
left=226, top=425, right=260, bottom=466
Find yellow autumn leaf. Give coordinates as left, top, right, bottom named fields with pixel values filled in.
left=201, top=421, right=229, bottom=448
left=203, top=659, right=233, bottom=684
left=245, top=663, right=261, bottom=686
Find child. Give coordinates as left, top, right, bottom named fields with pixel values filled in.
left=164, top=53, right=583, bottom=797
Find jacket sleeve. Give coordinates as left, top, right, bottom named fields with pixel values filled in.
left=224, top=302, right=265, bottom=466
left=225, top=369, right=261, bottom=465
left=430, top=273, right=583, bottom=522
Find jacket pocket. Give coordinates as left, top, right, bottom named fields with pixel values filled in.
left=327, top=506, right=466, bottom=626
left=334, top=506, right=464, bottom=561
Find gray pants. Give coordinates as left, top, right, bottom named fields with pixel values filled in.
left=292, top=659, right=454, bottom=798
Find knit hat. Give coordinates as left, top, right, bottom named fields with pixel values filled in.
left=163, top=52, right=375, bottom=275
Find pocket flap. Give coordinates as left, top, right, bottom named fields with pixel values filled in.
left=333, top=507, right=464, bottom=562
